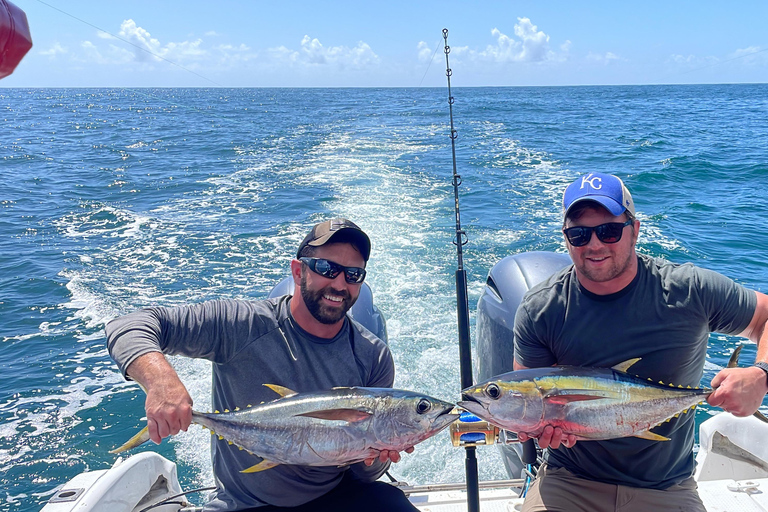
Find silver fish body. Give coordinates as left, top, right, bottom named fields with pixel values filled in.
left=458, top=361, right=709, bottom=441
left=113, top=386, right=458, bottom=470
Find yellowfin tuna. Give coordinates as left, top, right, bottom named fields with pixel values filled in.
left=458, top=358, right=708, bottom=441
left=112, top=385, right=459, bottom=472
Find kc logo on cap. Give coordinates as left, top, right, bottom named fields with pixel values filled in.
left=563, top=172, right=635, bottom=218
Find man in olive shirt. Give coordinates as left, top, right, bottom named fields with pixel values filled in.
left=513, top=173, right=768, bottom=512
left=106, top=218, right=418, bottom=511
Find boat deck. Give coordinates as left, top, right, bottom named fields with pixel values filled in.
left=401, top=480, right=526, bottom=512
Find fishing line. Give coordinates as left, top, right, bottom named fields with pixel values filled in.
left=418, top=37, right=443, bottom=87
left=32, top=0, right=222, bottom=86
left=676, top=47, right=768, bottom=76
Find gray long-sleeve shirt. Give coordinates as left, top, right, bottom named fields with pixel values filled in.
left=106, top=295, right=395, bottom=510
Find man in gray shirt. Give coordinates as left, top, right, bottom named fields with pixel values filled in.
left=106, top=218, right=418, bottom=511
left=513, top=173, right=768, bottom=512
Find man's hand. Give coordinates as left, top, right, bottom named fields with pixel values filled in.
left=363, top=446, right=415, bottom=466
left=126, top=352, right=193, bottom=445
left=708, top=366, right=768, bottom=417
left=144, top=376, right=193, bottom=444
left=518, top=427, right=577, bottom=449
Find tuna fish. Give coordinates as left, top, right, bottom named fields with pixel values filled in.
left=458, top=358, right=709, bottom=442
left=111, top=385, right=459, bottom=472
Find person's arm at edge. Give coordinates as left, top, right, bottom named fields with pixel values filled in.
left=708, top=291, right=768, bottom=416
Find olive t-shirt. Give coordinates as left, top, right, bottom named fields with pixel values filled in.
left=514, top=254, right=756, bottom=489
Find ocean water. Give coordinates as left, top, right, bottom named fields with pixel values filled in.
left=2, top=85, right=767, bottom=511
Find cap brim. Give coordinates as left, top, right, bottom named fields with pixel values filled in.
left=309, top=227, right=371, bottom=261
left=565, top=196, right=626, bottom=217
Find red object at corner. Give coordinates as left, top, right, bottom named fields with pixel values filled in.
left=0, top=0, right=32, bottom=79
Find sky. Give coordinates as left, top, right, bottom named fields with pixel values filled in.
left=3, top=0, right=768, bottom=87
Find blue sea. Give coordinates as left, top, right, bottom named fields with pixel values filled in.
left=2, top=85, right=767, bottom=511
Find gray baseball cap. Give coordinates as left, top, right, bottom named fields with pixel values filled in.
left=296, top=218, right=371, bottom=261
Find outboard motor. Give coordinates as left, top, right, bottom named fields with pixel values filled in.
left=267, top=277, right=387, bottom=343
left=475, top=251, right=572, bottom=478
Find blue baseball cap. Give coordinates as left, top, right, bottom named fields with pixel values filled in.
left=563, top=173, right=635, bottom=218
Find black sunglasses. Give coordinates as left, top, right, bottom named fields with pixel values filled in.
left=299, top=257, right=366, bottom=284
left=563, top=219, right=633, bottom=247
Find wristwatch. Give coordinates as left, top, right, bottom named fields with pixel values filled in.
left=754, top=362, right=768, bottom=385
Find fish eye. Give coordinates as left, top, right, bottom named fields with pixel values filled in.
left=485, top=383, right=501, bottom=400
left=416, top=398, right=432, bottom=414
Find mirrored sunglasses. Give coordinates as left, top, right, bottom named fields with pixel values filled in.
left=299, top=257, right=366, bottom=284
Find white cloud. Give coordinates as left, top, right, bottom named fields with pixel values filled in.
left=478, top=18, right=554, bottom=63
left=667, top=54, right=719, bottom=67
left=40, top=42, right=67, bottom=58
left=268, top=35, right=379, bottom=68
left=728, top=46, right=767, bottom=65
left=417, top=41, right=432, bottom=62
left=214, top=44, right=250, bottom=52
left=586, top=51, right=622, bottom=64
left=118, top=19, right=163, bottom=61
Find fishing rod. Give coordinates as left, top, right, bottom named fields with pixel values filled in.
left=442, top=27, right=480, bottom=512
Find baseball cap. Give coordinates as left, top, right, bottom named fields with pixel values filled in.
left=563, top=173, right=635, bottom=218
left=296, top=218, right=371, bottom=262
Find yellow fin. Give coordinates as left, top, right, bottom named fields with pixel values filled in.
left=634, top=430, right=670, bottom=441
left=612, top=358, right=641, bottom=373
left=241, top=459, right=280, bottom=473
left=298, top=408, right=373, bottom=422
left=264, top=384, right=298, bottom=398
left=109, top=425, right=151, bottom=454
left=727, top=345, right=743, bottom=368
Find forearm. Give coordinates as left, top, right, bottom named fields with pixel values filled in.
left=126, top=351, right=182, bottom=392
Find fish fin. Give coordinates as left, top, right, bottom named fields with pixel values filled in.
left=109, top=426, right=152, bottom=454
left=264, top=384, right=298, bottom=398
left=753, top=410, right=768, bottom=424
left=612, top=358, right=641, bottom=373
left=543, top=388, right=614, bottom=404
left=241, top=460, right=280, bottom=473
left=297, top=408, right=373, bottom=422
left=633, top=430, right=670, bottom=441
left=727, top=345, right=743, bottom=368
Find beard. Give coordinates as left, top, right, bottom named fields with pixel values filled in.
left=575, top=248, right=635, bottom=283
left=300, top=274, right=357, bottom=324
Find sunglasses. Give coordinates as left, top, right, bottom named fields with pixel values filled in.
left=299, top=257, right=366, bottom=284
left=563, top=219, right=633, bottom=247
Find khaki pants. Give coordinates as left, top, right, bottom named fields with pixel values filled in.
left=521, top=464, right=706, bottom=512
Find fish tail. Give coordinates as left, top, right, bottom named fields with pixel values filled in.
left=109, top=425, right=151, bottom=454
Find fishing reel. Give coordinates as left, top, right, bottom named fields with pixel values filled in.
left=449, top=411, right=519, bottom=447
